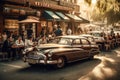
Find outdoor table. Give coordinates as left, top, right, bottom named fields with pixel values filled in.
left=11, top=44, right=24, bottom=49
left=11, top=44, right=25, bottom=58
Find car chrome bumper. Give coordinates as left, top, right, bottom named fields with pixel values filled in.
left=23, top=57, right=59, bottom=65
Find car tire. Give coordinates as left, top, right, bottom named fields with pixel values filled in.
left=89, top=56, right=94, bottom=59
left=56, top=57, right=65, bottom=68
left=28, top=63, right=36, bottom=66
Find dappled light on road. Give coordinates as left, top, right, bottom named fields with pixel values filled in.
left=78, top=55, right=117, bottom=80
left=114, top=50, right=120, bottom=57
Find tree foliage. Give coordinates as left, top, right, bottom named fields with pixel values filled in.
left=84, top=0, right=120, bottom=25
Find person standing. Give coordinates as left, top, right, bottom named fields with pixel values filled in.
left=27, top=27, right=33, bottom=38
left=110, top=28, right=114, bottom=37
left=67, top=28, right=72, bottom=35
left=2, top=32, right=7, bottom=42
left=2, top=37, right=14, bottom=60
left=54, top=26, right=62, bottom=36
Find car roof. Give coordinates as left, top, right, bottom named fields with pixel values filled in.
left=79, top=34, right=94, bottom=37
left=88, top=31, right=102, bottom=33
left=58, top=35, right=86, bottom=39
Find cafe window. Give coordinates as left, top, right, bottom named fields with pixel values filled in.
left=4, top=7, right=11, bottom=13
left=48, top=22, right=53, bottom=33
left=5, top=19, right=19, bottom=29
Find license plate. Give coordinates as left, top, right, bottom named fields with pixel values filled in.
left=28, top=59, right=37, bottom=64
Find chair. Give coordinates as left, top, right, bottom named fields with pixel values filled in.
left=104, top=44, right=111, bottom=51
left=0, top=52, right=8, bottom=61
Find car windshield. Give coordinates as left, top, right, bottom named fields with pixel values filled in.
left=58, top=38, right=73, bottom=45
left=91, top=33, right=101, bottom=37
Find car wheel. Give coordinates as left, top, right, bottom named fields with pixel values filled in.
left=28, top=63, right=36, bottom=66
left=56, top=57, right=65, bottom=68
left=89, top=56, right=94, bottom=59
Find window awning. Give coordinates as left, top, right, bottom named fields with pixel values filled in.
left=65, top=14, right=82, bottom=22
left=42, top=10, right=61, bottom=21
left=77, top=16, right=90, bottom=23
left=55, top=12, right=70, bottom=21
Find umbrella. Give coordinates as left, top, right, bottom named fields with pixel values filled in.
left=18, top=18, right=40, bottom=23
left=85, top=24, right=99, bottom=27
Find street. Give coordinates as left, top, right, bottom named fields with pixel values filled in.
left=0, top=48, right=120, bottom=80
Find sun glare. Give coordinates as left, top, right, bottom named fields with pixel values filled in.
left=92, top=0, right=97, bottom=4
left=78, top=56, right=117, bottom=80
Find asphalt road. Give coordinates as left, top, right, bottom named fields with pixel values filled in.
left=0, top=48, right=120, bottom=80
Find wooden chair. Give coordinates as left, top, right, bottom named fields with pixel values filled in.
left=104, top=44, right=111, bottom=51
left=0, top=52, right=8, bottom=61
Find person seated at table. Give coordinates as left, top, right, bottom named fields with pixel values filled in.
left=25, top=36, right=35, bottom=47
left=2, top=36, right=14, bottom=60
left=15, top=36, right=24, bottom=46
left=14, top=36, right=25, bottom=58
left=38, top=36, right=48, bottom=44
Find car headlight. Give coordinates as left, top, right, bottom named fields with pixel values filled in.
left=48, top=52, right=53, bottom=57
left=22, top=49, right=29, bottom=54
left=22, top=50, right=26, bottom=54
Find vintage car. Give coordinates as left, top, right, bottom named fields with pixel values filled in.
left=88, top=31, right=105, bottom=43
left=22, top=36, right=100, bottom=68
left=79, top=34, right=96, bottom=42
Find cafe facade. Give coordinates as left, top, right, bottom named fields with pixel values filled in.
left=0, top=0, right=83, bottom=39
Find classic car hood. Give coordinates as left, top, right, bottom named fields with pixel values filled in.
left=44, top=48, right=83, bottom=53
left=37, top=43, right=70, bottom=49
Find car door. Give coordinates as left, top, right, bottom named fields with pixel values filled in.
left=80, top=38, right=91, bottom=57
left=72, top=39, right=86, bottom=59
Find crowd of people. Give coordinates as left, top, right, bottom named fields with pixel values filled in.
left=0, top=26, right=64, bottom=61
left=98, top=29, right=120, bottom=51
left=1, top=25, right=120, bottom=61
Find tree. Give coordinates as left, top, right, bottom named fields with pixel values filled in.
left=84, top=0, right=120, bottom=25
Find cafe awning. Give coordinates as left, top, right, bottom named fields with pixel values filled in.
left=42, top=10, right=61, bottom=21
left=65, top=14, right=82, bottom=22
left=55, top=12, right=70, bottom=21
left=77, top=16, right=90, bottom=23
